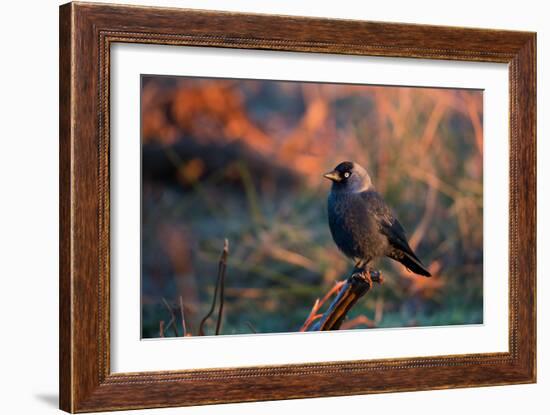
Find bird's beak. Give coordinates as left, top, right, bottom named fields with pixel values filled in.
left=323, top=170, right=341, bottom=182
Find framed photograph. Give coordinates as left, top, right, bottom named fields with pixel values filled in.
left=59, top=2, right=536, bottom=412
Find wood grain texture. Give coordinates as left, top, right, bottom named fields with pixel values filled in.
left=59, top=2, right=537, bottom=412
left=59, top=3, right=73, bottom=411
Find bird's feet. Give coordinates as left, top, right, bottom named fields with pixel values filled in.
left=351, top=265, right=383, bottom=287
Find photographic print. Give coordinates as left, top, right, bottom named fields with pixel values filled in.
left=59, top=5, right=536, bottom=409
left=140, top=75, right=483, bottom=338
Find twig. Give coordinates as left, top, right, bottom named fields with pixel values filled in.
left=340, top=315, right=376, bottom=330
left=300, top=281, right=346, bottom=331
left=199, top=239, right=229, bottom=336
left=245, top=321, right=257, bottom=334
left=179, top=296, right=187, bottom=336
left=300, top=299, right=320, bottom=332
left=319, top=280, right=346, bottom=306
left=215, top=239, right=229, bottom=335
left=162, top=297, right=179, bottom=337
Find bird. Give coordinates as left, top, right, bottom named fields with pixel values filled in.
left=324, top=161, right=431, bottom=277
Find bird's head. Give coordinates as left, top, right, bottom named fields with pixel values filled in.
left=323, top=161, right=373, bottom=193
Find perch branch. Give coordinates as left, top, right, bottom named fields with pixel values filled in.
left=308, top=269, right=383, bottom=331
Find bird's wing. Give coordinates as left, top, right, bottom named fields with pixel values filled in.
left=360, top=191, right=421, bottom=262
left=380, top=217, right=422, bottom=262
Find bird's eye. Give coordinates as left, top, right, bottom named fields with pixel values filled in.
left=344, top=172, right=351, bottom=178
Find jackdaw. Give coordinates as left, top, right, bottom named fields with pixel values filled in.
left=324, top=161, right=431, bottom=277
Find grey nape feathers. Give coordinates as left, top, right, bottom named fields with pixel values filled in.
left=325, top=161, right=431, bottom=277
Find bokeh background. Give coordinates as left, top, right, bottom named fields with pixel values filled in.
left=141, top=75, right=483, bottom=338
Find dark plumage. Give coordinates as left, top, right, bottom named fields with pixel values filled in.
left=324, top=161, right=431, bottom=277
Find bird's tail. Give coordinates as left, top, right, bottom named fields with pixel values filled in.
left=394, top=252, right=432, bottom=277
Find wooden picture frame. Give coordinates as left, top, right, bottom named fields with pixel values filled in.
left=59, top=2, right=536, bottom=412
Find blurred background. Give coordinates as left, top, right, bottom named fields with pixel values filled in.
left=140, top=75, right=483, bottom=338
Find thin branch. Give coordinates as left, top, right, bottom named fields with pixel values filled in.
left=300, top=281, right=346, bottom=331
left=245, top=321, right=257, bottom=334
left=215, top=239, right=229, bottom=335
left=199, top=239, right=229, bottom=336
left=340, top=315, right=376, bottom=330
left=300, top=298, right=321, bottom=332
left=161, top=297, right=179, bottom=337
left=319, top=280, right=346, bottom=306
left=179, top=296, right=187, bottom=336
